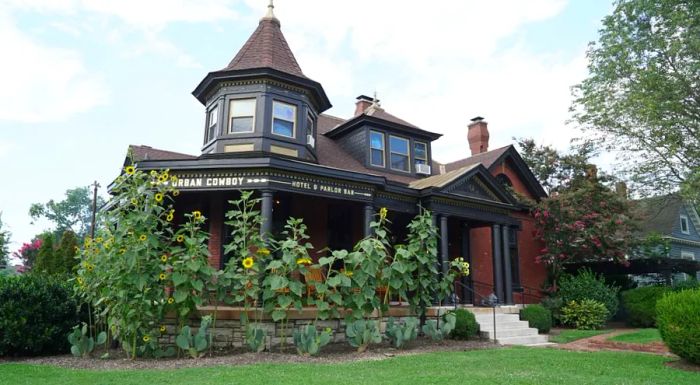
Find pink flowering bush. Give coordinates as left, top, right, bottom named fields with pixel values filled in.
left=12, top=238, right=42, bottom=269
left=532, top=179, right=635, bottom=286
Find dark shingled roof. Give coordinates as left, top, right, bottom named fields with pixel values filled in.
left=220, top=16, right=306, bottom=78
left=127, top=145, right=196, bottom=164
left=442, top=145, right=511, bottom=172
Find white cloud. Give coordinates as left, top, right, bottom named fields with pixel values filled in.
left=0, top=13, right=108, bottom=123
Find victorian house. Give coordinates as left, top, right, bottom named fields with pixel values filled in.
left=123, top=3, right=548, bottom=305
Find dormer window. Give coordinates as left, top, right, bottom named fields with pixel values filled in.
left=389, top=135, right=410, bottom=172
left=206, top=106, right=218, bottom=143
left=229, top=98, right=256, bottom=133
left=414, top=141, right=427, bottom=165
left=370, top=131, right=385, bottom=167
left=306, top=113, right=315, bottom=147
left=272, top=101, right=296, bottom=138
left=681, top=215, right=690, bottom=234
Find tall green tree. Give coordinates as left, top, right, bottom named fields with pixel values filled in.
left=29, top=186, right=105, bottom=239
left=0, top=213, right=10, bottom=268
left=571, top=0, right=700, bottom=202
left=55, top=230, right=79, bottom=274
left=33, top=232, right=55, bottom=274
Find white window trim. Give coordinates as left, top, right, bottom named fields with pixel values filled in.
left=680, top=251, right=695, bottom=260
left=389, top=135, right=411, bottom=173
left=680, top=214, right=690, bottom=235
left=271, top=100, right=297, bottom=139
left=369, top=130, right=386, bottom=168
left=414, top=141, right=427, bottom=165
left=228, top=98, right=257, bottom=134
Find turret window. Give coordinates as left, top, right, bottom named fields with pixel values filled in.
left=389, top=135, right=410, bottom=172
left=206, top=106, right=218, bottom=143
left=369, top=131, right=385, bottom=167
left=680, top=215, right=690, bottom=234
left=229, top=98, right=256, bottom=133
left=272, top=101, right=296, bottom=138
left=306, top=113, right=315, bottom=147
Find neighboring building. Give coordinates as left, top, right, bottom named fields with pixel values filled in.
left=636, top=194, right=700, bottom=282
left=121, top=4, right=548, bottom=305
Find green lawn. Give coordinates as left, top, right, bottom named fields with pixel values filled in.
left=549, top=329, right=612, bottom=343
left=1, top=347, right=697, bottom=385
left=608, top=329, right=663, bottom=344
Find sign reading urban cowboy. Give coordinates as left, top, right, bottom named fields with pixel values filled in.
left=169, top=171, right=373, bottom=200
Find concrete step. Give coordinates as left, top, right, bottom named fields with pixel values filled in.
left=475, top=314, right=521, bottom=323
left=497, top=334, right=549, bottom=345
left=480, top=327, right=538, bottom=339
left=478, top=320, right=531, bottom=330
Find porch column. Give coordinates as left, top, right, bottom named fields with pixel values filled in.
left=492, top=224, right=504, bottom=303
left=440, top=215, right=449, bottom=276
left=363, top=204, right=374, bottom=237
left=502, top=225, right=514, bottom=305
left=260, top=190, right=274, bottom=240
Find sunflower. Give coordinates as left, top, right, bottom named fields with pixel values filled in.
left=87, top=264, right=94, bottom=272
left=124, top=166, right=135, bottom=175
left=158, top=174, right=168, bottom=183
left=150, top=170, right=158, bottom=177
left=84, top=238, right=92, bottom=247
left=170, top=175, right=178, bottom=184
left=142, top=335, right=151, bottom=342
left=379, top=207, right=388, bottom=221
left=193, top=211, right=202, bottom=220
left=119, top=248, right=126, bottom=254
left=257, top=247, right=270, bottom=256
left=159, top=273, right=167, bottom=281
left=159, top=325, right=167, bottom=333
left=166, top=213, right=174, bottom=222
left=242, top=257, right=254, bottom=269
left=296, top=257, right=312, bottom=265
left=167, top=297, right=174, bottom=304
left=343, top=270, right=353, bottom=277
left=131, top=198, right=138, bottom=206
left=139, top=234, right=147, bottom=242
left=95, top=237, right=103, bottom=243
left=176, top=235, right=185, bottom=243
left=76, top=277, right=84, bottom=285
left=160, top=255, right=168, bottom=263
left=155, top=193, right=164, bottom=203
left=173, top=190, right=180, bottom=197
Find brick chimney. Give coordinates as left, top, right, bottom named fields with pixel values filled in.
left=354, top=95, right=375, bottom=116
left=468, top=116, right=489, bottom=155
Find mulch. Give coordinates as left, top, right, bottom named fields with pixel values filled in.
left=0, top=338, right=497, bottom=370
left=553, top=328, right=673, bottom=356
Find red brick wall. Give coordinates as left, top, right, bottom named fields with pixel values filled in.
left=207, top=197, right=223, bottom=269
left=470, top=226, right=494, bottom=301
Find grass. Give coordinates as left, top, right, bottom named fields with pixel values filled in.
left=1, top=347, right=698, bottom=385
left=608, top=329, right=663, bottom=344
left=549, top=329, right=612, bottom=344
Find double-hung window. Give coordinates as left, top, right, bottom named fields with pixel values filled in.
left=680, top=215, right=690, bottom=234
left=369, top=131, right=385, bottom=167
left=272, top=101, right=296, bottom=138
left=306, top=113, right=315, bottom=147
left=206, top=106, right=218, bottom=143
left=414, top=141, right=427, bottom=165
left=389, top=135, right=410, bottom=172
left=229, top=98, right=256, bottom=133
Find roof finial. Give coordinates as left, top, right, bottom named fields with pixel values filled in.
left=265, top=0, right=275, bottom=18
left=372, top=90, right=381, bottom=107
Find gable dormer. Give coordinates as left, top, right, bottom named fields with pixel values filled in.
left=192, top=2, right=331, bottom=161
left=325, top=95, right=441, bottom=177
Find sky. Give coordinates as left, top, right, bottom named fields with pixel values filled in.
left=0, top=0, right=613, bottom=256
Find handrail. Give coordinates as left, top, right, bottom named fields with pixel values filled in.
left=452, top=280, right=498, bottom=341
left=470, top=278, right=545, bottom=306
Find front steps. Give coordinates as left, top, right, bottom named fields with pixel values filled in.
left=472, top=308, right=550, bottom=346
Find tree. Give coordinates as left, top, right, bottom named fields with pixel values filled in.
left=33, top=233, right=55, bottom=274
left=515, top=138, right=600, bottom=193
left=571, top=0, right=700, bottom=202
left=29, top=186, right=105, bottom=239
left=532, top=178, right=636, bottom=287
left=0, top=213, right=10, bottom=268
left=55, top=230, right=79, bottom=274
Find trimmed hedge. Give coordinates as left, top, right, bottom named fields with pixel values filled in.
left=450, top=309, right=479, bottom=339
left=561, top=299, right=608, bottom=330
left=621, top=286, right=668, bottom=327
left=656, top=288, right=700, bottom=364
left=558, top=269, right=619, bottom=319
left=0, top=274, right=80, bottom=356
left=520, top=304, right=552, bottom=333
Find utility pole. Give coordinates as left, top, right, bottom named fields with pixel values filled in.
left=90, top=181, right=100, bottom=239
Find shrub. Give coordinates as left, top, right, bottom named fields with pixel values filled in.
left=656, top=288, right=700, bottom=364
left=520, top=304, right=552, bottom=333
left=561, top=299, right=608, bottom=330
left=621, top=286, right=668, bottom=327
left=672, top=279, right=700, bottom=292
left=558, top=269, right=619, bottom=319
left=450, top=309, right=479, bottom=339
left=541, top=296, right=564, bottom=324
left=0, top=274, right=80, bottom=356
